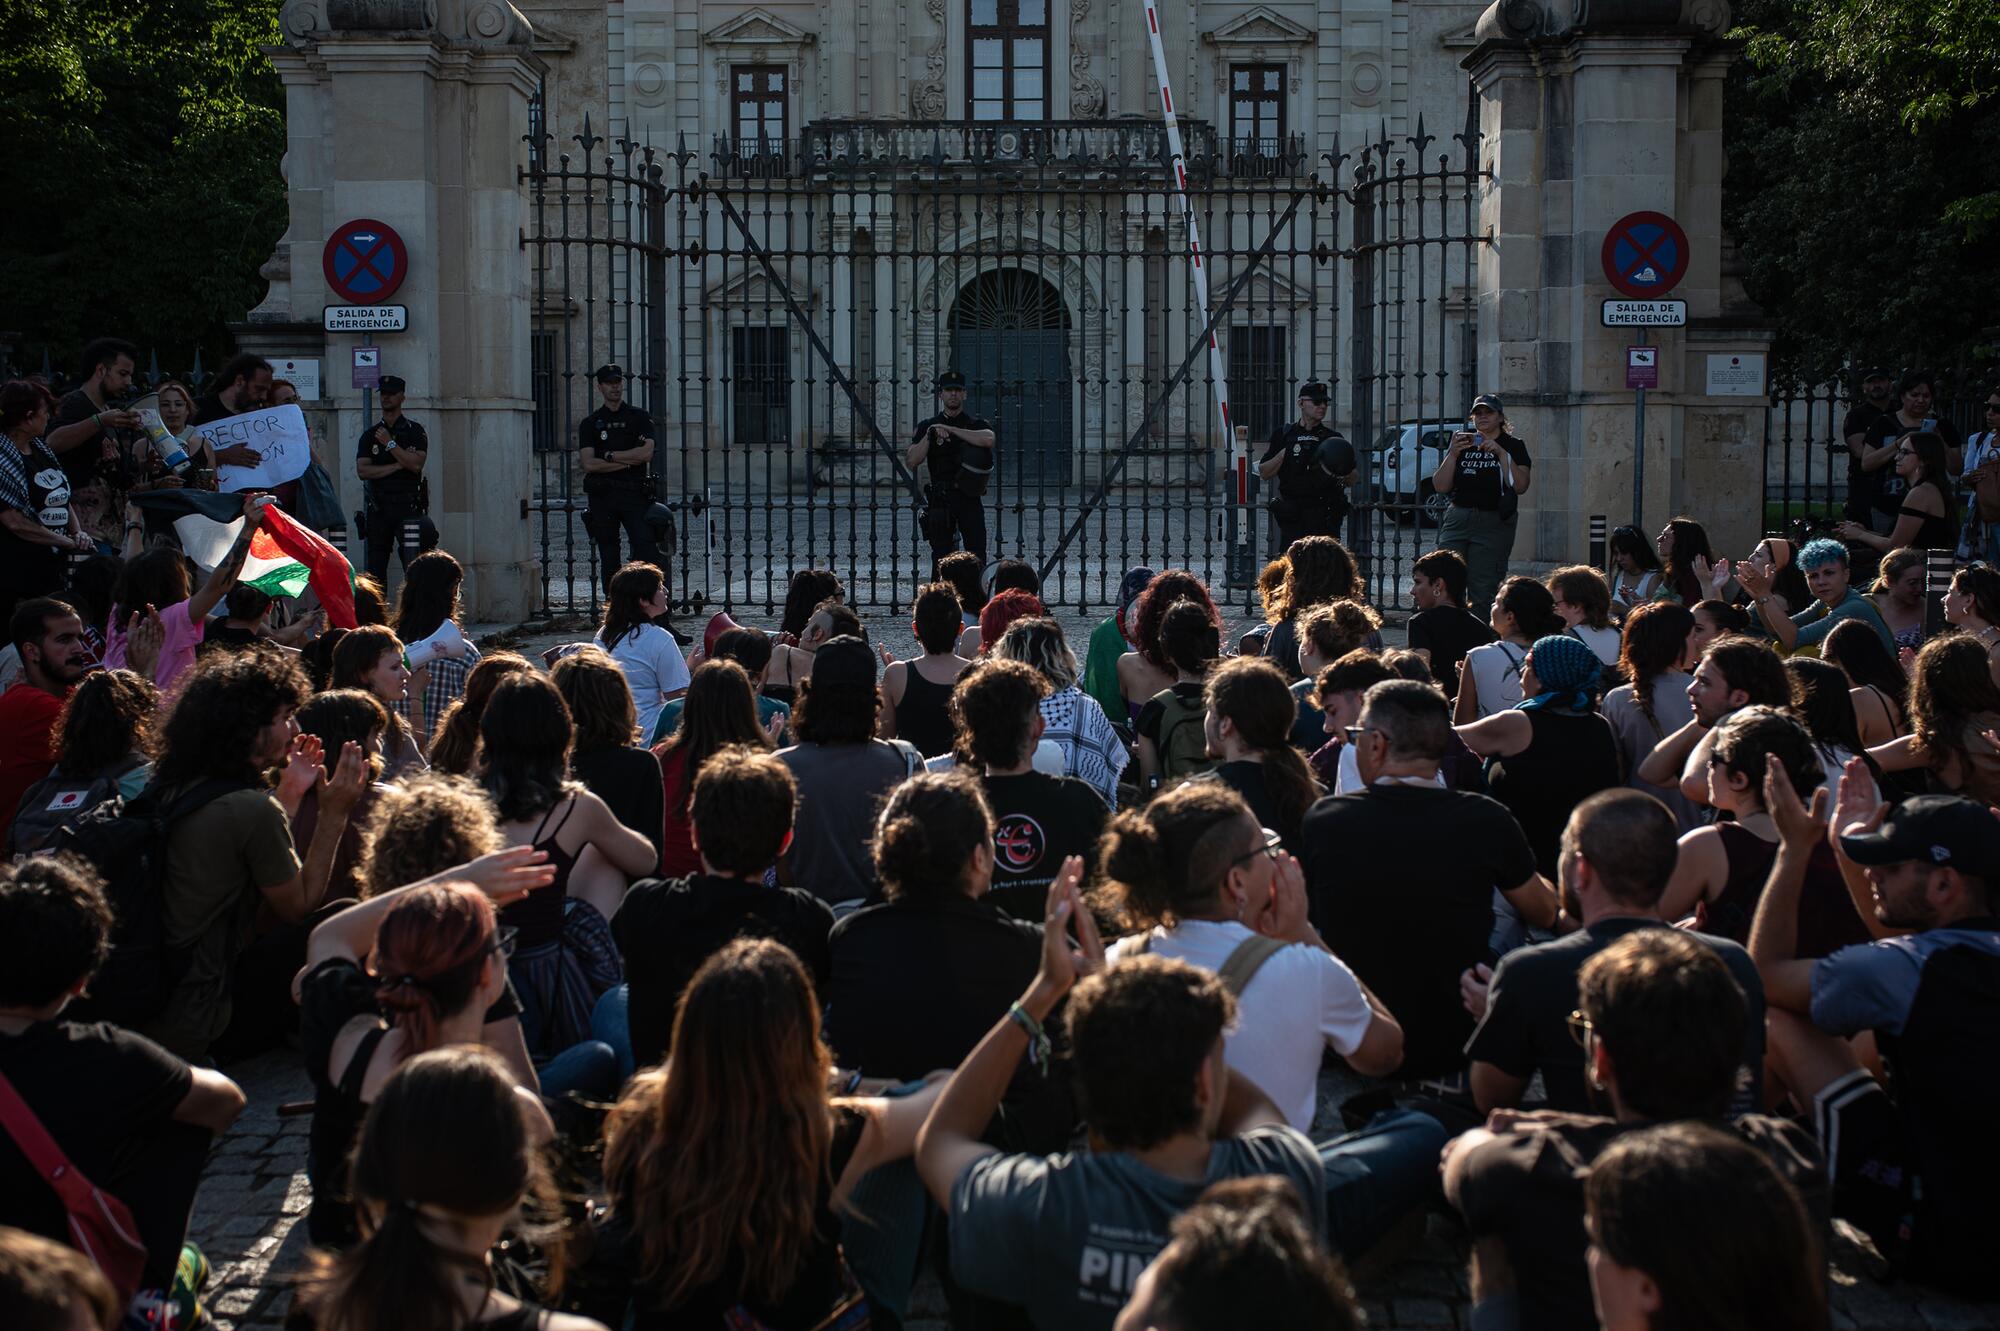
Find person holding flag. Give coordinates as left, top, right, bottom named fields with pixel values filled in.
left=130, top=488, right=362, bottom=643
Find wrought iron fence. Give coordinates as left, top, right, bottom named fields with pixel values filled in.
left=522, top=100, right=1488, bottom=620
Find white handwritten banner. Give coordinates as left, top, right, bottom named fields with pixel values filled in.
left=211, top=404, right=313, bottom=492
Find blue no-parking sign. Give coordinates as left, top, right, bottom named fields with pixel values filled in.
left=1601, top=212, right=1689, bottom=299
left=322, top=219, right=409, bottom=304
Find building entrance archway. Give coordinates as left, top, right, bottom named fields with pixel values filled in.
left=948, top=268, right=1073, bottom=488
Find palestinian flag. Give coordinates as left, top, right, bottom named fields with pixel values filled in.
left=131, top=491, right=360, bottom=628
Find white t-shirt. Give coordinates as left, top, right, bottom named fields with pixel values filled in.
left=595, top=623, right=691, bottom=743
left=1571, top=623, right=1622, bottom=666
left=1331, top=744, right=1444, bottom=796
left=924, top=739, right=1067, bottom=776
left=1106, top=919, right=1374, bottom=1130
left=1462, top=640, right=1527, bottom=717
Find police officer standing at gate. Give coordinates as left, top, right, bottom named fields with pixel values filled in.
left=355, top=375, right=433, bottom=583
left=1257, top=380, right=1357, bottom=553
left=908, top=369, right=996, bottom=567
left=579, top=364, right=664, bottom=590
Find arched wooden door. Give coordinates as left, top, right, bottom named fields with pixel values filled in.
left=948, top=269, right=1073, bottom=487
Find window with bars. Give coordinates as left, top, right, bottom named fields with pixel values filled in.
left=732, top=66, right=788, bottom=158
left=969, top=0, right=1048, bottom=121
left=1229, top=325, right=1290, bottom=445
left=1229, top=65, right=1285, bottom=155
left=731, top=326, right=791, bottom=445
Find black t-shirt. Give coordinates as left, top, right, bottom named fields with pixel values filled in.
left=1445, top=432, right=1531, bottom=512
left=1406, top=605, right=1497, bottom=693
left=611, top=873, right=835, bottom=1069
left=1463, top=917, right=1766, bottom=1115
left=1452, top=1111, right=1826, bottom=1331
left=572, top=745, right=665, bottom=864
left=912, top=411, right=994, bottom=493
left=192, top=393, right=235, bottom=427
left=1863, top=412, right=1962, bottom=516
left=1194, top=760, right=1301, bottom=848
left=1299, top=785, right=1539, bottom=1078
left=49, top=389, right=113, bottom=489
left=1261, top=421, right=1356, bottom=513
left=356, top=415, right=429, bottom=507
left=1842, top=401, right=1890, bottom=515
left=197, top=622, right=264, bottom=658
left=0, top=1018, right=193, bottom=1249
left=980, top=771, right=1109, bottom=922
left=580, top=402, right=656, bottom=495
left=823, top=893, right=1073, bottom=1154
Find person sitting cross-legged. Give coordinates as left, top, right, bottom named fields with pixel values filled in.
left=1752, top=754, right=2000, bottom=1297
left=1443, top=929, right=1827, bottom=1331
left=611, top=745, right=834, bottom=1073
left=916, top=863, right=1332, bottom=1331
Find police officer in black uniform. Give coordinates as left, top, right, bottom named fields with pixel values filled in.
left=907, top=369, right=997, bottom=567
left=579, top=364, right=664, bottom=590
left=1257, top=380, right=1357, bottom=553
left=355, top=375, right=433, bottom=583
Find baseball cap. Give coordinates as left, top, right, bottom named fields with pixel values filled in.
left=1118, top=566, right=1157, bottom=613
left=935, top=369, right=968, bottom=392
left=1858, top=367, right=1891, bottom=382
left=1471, top=393, right=1503, bottom=413
left=1297, top=381, right=1330, bottom=404
left=594, top=364, right=625, bottom=383
left=379, top=375, right=406, bottom=394
left=810, top=635, right=877, bottom=688
left=1838, top=795, right=2000, bottom=869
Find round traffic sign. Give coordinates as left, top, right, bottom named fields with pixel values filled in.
left=322, top=219, right=409, bottom=304
left=1601, top=212, right=1689, bottom=299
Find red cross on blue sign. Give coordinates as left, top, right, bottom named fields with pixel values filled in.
left=1601, top=212, right=1689, bottom=299
left=322, top=220, right=409, bottom=304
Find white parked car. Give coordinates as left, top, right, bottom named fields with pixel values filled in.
left=1368, top=421, right=1462, bottom=524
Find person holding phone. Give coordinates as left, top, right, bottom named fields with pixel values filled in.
left=1432, top=394, right=1532, bottom=619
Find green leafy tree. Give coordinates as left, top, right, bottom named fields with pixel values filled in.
left=0, top=0, right=286, bottom=379
left=1727, top=0, right=2000, bottom=380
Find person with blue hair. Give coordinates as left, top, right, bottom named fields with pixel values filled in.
left=1455, top=634, right=1625, bottom=879
left=1735, top=537, right=1893, bottom=654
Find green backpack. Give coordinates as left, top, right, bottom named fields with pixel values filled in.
left=1153, top=685, right=1217, bottom=786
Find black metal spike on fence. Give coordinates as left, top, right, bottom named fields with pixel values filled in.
left=1412, top=114, right=1433, bottom=162
left=576, top=112, right=601, bottom=153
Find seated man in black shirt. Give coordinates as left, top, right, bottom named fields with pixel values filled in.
left=1444, top=929, right=1825, bottom=1331
left=1299, top=680, right=1555, bottom=1083
left=1753, top=762, right=2000, bottom=1296
left=0, top=856, right=246, bottom=1293
left=951, top=657, right=1108, bottom=922
left=1463, top=789, right=1766, bottom=1117
left=1405, top=548, right=1495, bottom=697
left=610, top=747, right=833, bottom=1070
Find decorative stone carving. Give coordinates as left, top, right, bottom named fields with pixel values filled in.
left=912, top=0, right=947, bottom=119
left=279, top=0, right=329, bottom=45
left=1472, top=0, right=1726, bottom=42
left=632, top=58, right=670, bottom=108
left=1201, top=6, right=1317, bottom=48
left=1350, top=60, right=1384, bottom=108
left=1069, top=0, right=1106, bottom=117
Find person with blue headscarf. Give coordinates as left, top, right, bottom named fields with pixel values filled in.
left=1456, top=634, right=1625, bottom=879
left=1735, top=536, right=1893, bottom=654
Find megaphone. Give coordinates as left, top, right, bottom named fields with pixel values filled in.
left=703, top=610, right=742, bottom=659
left=403, top=620, right=470, bottom=670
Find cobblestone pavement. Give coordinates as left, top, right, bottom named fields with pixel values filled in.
left=193, top=1050, right=1991, bottom=1330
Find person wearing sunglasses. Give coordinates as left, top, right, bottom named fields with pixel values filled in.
left=1958, top=393, right=2000, bottom=566
left=295, top=850, right=559, bottom=1249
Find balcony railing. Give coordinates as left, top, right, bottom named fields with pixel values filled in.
left=708, top=120, right=1309, bottom=181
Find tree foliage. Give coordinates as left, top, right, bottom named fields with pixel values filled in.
left=1727, top=0, right=2000, bottom=379
left=0, top=0, right=287, bottom=377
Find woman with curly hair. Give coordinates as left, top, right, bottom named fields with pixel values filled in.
left=1869, top=634, right=2000, bottom=806
left=1118, top=569, right=1220, bottom=724
left=1261, top=535, right=1376, bottom=682
left=599, top=938, right=939, bottom=1330
left=296, top=1047, right=596, bottom=1331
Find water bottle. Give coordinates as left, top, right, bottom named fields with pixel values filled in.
left=137, top=409, right=193, bottom=478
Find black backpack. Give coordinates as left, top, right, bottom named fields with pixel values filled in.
left=6, top=758, right=148, bottom=857
left=48, top=778, right=250, bottom=1029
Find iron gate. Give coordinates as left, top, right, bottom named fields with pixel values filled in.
left=522, top=102, right=1488, bottom=619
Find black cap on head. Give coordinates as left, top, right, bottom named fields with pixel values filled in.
left=1859, top=368, right=1891, bottom=382
left=810, top=635, right=878, bottom=688
left=1838, top=795, right=2000, bottom=870
left=935, top=369, right=968, bottom=392
left=379, top=375, right=406, bottom=395
left=1297, top=381, right=1330, bottom=404
left=594, top=364, right=625, bottom=384
left=1471, top=393, right=1503, bottom=413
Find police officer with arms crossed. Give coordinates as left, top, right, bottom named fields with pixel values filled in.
left=355, top=375, right=432, bottom=583
left=1257, top=380, right=1357, bottom=553
left=579, top=364, right=664, bottom=590
left=907, top=368, right=997, bottom=567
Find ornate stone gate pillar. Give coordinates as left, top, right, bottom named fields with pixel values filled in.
left=1465, top=0, right=1774, bottom=569
left=263, top=0, right=546, bottom=620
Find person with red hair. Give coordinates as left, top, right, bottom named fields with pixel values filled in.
left=977, top=588, right=1046, bottom=655
left=295, top=850, right=559, bottom=1249
left=1117, top=570, right=1222, bottom=725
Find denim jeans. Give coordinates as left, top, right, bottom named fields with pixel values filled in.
left=539, top=1040, right=619, bottom=1100
left=591, top=983, right=636, bottom=1082
left=1317, top=1108, right=1451, bottom=1260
